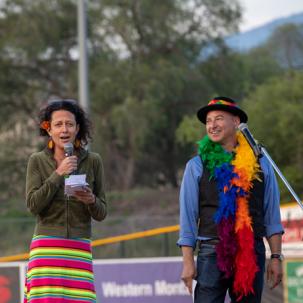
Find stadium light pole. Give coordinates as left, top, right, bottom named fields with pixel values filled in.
left=78, top=0, right=89, bottom=114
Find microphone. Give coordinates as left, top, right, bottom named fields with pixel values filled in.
left=63, top=142, right=76, bottom=175
left=238, top=123, right=262, bottom=157
left=64, top=142, right=73, bottom=157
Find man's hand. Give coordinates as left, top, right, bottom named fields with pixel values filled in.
left=267, top=258, right=283, bottom=289
left=181, top=246, right=196, bottom=294
left=181, top=259, right=196, bottom=294
left=266, top=233, right=283, bottom=289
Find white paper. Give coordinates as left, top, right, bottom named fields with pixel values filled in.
left=64, top=174, right=88, bottom=196
left=192, top=280, right=196, bottom=302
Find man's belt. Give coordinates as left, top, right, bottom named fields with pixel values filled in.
left=199, top=238, right=220, bottom=246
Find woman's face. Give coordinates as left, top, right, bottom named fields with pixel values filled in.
left=48, top=110, right=79, bottom=151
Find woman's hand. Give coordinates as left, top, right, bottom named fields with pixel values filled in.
left=56, top=156, right=78, bottom=176
left=73, top=186, right=96, bottom=205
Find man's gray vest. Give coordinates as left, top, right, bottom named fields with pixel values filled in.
left=198, top=165, right=265, bottom=238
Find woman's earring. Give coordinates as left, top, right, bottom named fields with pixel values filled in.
left=47, top=137, right=54, bottom=149
left=74, top=139, right=81, bottom=148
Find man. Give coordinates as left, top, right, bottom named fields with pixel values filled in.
left=178, top=96, right=284, bottom=303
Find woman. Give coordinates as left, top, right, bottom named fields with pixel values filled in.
left=24, top=99, right=107, bottom=302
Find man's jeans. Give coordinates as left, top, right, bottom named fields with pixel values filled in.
left=194, top=239, right=265, bottom=303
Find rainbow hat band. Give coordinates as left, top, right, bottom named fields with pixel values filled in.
left=197, top=96, right=248, bottom=124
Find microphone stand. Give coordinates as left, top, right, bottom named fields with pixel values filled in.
left=259, top=145, right=303, bottom=210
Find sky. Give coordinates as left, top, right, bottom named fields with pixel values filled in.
left=240, top=0, right=303, bottom=31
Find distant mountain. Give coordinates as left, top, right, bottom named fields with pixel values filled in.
left=226, top=11, right=303, bottom=52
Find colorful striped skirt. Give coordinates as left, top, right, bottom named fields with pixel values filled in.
left=24, top=235, right=96, bottom=303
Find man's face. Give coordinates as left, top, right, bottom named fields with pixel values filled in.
left=206, top=110, right=240, bottom=146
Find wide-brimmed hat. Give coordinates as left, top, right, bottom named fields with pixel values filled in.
left=197, top=96, right=248, bottom=124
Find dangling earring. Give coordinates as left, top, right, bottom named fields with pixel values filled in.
left=74, top=139, right=81, bottom=148
left=47, top=137, right=54, bottom=149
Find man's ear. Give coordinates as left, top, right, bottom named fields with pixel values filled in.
left=234, top=116, right=240, bottom=128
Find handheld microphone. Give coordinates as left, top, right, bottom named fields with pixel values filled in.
left=63, top=143, right=76, bottom=175
left=238, top=123, right=262, bottom=157
left=64, top=142, right=73, bottom=157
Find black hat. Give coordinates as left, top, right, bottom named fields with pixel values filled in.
left=197, top=96, right=248, bottom=124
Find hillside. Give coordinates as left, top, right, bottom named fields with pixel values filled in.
left=0, top=187, right=180, bottom=258
left=109, top=187, right=179, bottom=217
left=226, top=11, right=303, bottom=52
left=93, top=187, right=180, bottom=238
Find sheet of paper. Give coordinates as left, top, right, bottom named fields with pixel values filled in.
left=64, top=174, right=88, bottom=196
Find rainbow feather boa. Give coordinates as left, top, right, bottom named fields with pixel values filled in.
left=198, top=132, right=261, bottom=299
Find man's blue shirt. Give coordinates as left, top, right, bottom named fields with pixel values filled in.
left=177, top=155, right=284, bottom=248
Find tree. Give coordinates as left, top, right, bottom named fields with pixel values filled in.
left=88, top=0, right=242, bottom=188
left=0, top=0, right=79, bottom=202
left=197, top=44, right=282, bottom=101
left=243, top=71, right=303, bottom=200
left=0, top=0, right=244, bottom=197
left=263, top=23, right=303, bottom=69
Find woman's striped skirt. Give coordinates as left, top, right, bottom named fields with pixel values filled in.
left=24, top=235, right=96, bottom=303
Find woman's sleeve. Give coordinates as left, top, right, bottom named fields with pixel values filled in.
left=88, top=153, right=107, bottom=221
left=26, top=153, right=63, bottom=215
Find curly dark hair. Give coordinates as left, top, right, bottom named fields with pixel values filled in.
left=39, top=99, right=92, bottom=146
